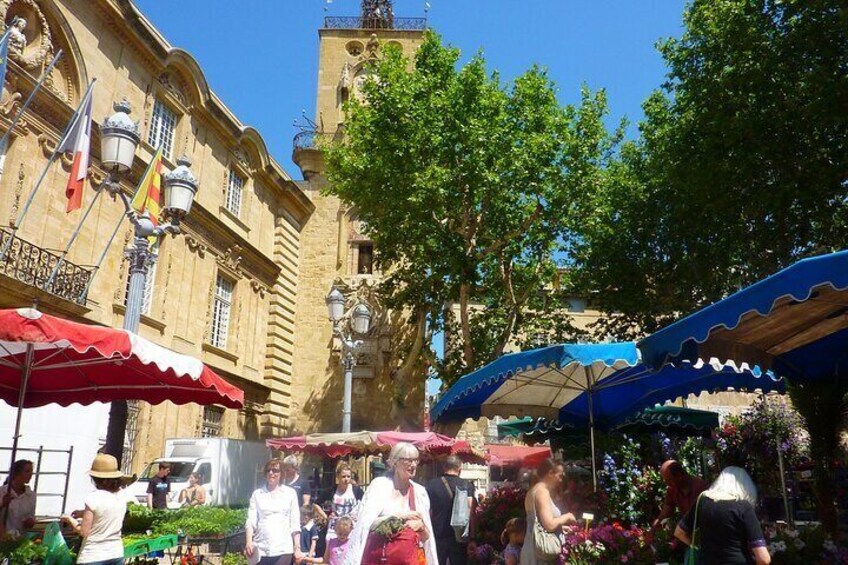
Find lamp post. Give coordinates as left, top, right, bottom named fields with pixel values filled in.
left=99, top=99, right=199, bottom=463
left=326, top=288, right=371, bottom=433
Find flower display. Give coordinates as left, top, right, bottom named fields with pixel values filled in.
left=597, top=435, right=665, bottom=525
left=474, top=483, right=528, bottom=548
left=763, top=523, right=848, bottom=564
left=559, top=523, right=655, bottom=565
left=714, top=396, right=808, bottom=492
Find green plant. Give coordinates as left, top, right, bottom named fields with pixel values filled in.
left=0, top=535, right=48, bottom=565
left=123, top=505, right=247, bottom=538
left=222, top=553, right=249, bottom=565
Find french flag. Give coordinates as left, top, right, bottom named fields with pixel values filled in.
left=60, top=85, right=94, bottom=213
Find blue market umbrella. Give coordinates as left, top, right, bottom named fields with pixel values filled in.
left=638, top=250, right=848, bottom=380
left=431, top=342, right=780, bottom=488
left=638, top=250, right=848, bottom=524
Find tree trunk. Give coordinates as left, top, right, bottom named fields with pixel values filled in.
left=787, top=378, right=847, bottom=537
left=459, top=282, right=474, bottom=369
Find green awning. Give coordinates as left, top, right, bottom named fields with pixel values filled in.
left=616, top=405, right=719, bottom=432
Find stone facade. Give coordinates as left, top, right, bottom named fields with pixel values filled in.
left=289, top=24, right=426, bottom=433
left=0, top=0, right=313, bottom=472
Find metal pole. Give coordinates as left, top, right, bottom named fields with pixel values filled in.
left=44, top=188, right=102, bottom=290
left=0, top=78, right=95, bottom=261
left=103, top=228, right=153, bottom=461
left=33, top=445, right=43, bottom=494
left=588, top=390, right=597, bottom=492
left=10, top=343, right=34, bottom=466
left=61, top=445, right=73, bottom=514
left=777, top=440, right=792, bottom=525
left=342, top=351, right=353, bottom=433
left=0, top=50, right=63, bottom=156
left=77, top=212, right=124, bottom=302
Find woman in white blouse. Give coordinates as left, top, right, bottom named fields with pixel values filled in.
left=245, top=459, right=303, bottom=565
left=0, top=459, right=36, bottom=536
left=344, top=442, right=437, bottom=565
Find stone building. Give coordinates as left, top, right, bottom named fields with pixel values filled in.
left=289, top=6, right=428, bottom=433
left=0, top=0, right=313, bottom=472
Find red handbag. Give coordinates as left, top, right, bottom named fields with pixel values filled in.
left=361, top=486, right=427, bottom=565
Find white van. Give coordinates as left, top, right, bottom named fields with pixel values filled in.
left=127, top=438, right=270, bottom=508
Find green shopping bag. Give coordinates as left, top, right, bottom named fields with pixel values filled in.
left=42, top=522, right=74, bottom=565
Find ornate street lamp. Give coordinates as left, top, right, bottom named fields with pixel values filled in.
left=327, top=287, right=371, bottom=432
left=100, top=100, right=198, bottom=463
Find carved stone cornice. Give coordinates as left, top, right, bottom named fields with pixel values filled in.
left=181, top=203, right=279, bottom=288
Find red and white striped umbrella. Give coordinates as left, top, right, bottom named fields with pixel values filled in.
left=0, top=308, right=243, bottom=409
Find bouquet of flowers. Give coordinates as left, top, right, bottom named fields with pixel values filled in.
left=474, top=483, right=527, bottom=548
left=369, top=516, right=406, bottom=538
left=560, top=523, right=654, bottom=564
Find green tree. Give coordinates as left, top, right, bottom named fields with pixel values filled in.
left=573, top=0, right=848, bottom=339
left=325, top=31, right=620, bottom=387
left=573, top=0, right=847, bottom=532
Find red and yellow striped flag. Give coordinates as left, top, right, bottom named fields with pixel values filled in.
left=130, top=146, right=163, bottom=225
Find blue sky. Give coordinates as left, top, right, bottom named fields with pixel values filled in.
left=133, top=0, right=686, bottom=394
left=133, top=0, right=684, bottom=177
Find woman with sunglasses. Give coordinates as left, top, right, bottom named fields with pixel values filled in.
left=344, top=442, right=436, bottom=565
left=245, top=459, right=304, bottom=565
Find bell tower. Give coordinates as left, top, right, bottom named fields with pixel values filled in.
left=305, top=0, right=425, bottom=151
left=287, top=0, right=428, bottom=434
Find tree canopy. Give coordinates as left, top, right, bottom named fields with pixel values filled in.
left=572, top=0, right=848, bottom=338
left=325, top=31, right=621, bottom=386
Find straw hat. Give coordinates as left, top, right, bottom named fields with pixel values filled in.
left=88, top=453, right=125, bottom=479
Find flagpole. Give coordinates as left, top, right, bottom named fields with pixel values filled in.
left=0, top=79, right=95, bottom=261
left=44, top=187, right=103, bottom=290
left=77, top=210, right=125, bottom=302
left=0, top=49, right=63, bottom=159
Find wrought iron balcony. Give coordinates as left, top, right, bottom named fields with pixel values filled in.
left=293, top=130, right=342, bottom=151
left=324, top=16, right=427, bottom=31
left=0, top=227, right=94, bottom=306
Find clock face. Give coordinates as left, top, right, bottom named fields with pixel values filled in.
left=353, top=69, right=375, bottom=101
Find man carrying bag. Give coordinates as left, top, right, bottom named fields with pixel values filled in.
left=425, top=456, right=474, bottom=565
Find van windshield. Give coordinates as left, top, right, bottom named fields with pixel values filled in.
left=139, top=462, right=195, bottom=482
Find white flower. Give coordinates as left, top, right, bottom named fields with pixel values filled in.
left=794, top=539, right=805, bottom=550
left=767, top=543, right=781, bottom=554
left=824, top=540, right=837, bottom=552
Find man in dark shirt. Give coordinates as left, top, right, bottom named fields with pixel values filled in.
left=652, top=460, right=709, bottom=530
left=282, top=455, right=311, bottom=507
left=425, top=456, right=474, bottom=565
left=146, top=462, right=171, bottom=509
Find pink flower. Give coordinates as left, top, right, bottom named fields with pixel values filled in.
left=620, top=555, right=629, bottom=563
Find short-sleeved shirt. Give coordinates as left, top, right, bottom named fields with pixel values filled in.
left=425, top=474, right=474, bottom=541
left=76, top=489, right=127, bottom=563
left=301, top=520, right=319, bottom=553
left=678, top=497, right=766, bottom=565
left=287, top=475, right=308, bottom=507
left=146, top=475, right=170, bottom=509
left=324, top=484, right=362, bottom=541
left=665, top=476, right=708, bottom=516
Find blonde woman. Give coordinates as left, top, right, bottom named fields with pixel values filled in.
left=675, top=466, right=771, bottom=565
left=324, top=463, right=362, bottom=541
left=344, top=442, right=437, bottom=565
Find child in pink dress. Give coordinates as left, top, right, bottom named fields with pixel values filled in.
left=303, top=515, right=353, bottom=565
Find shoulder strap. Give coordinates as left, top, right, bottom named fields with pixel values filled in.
left=691, top=493, right=704, bottom=548
left=408, top=484, right=416, bottom=512
left=441, top=476, right=454, bottom=499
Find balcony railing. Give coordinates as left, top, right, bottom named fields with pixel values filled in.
left=0, top=227, right=94, bottom=306
left=293, top=131, right=342, bottom=151
left=324, top=16, right=427, bottom=31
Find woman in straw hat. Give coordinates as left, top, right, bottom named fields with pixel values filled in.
left=62, top=453, right=129, bottom=565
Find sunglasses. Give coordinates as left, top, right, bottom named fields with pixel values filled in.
left=266, top=468, right=281, bottom=474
